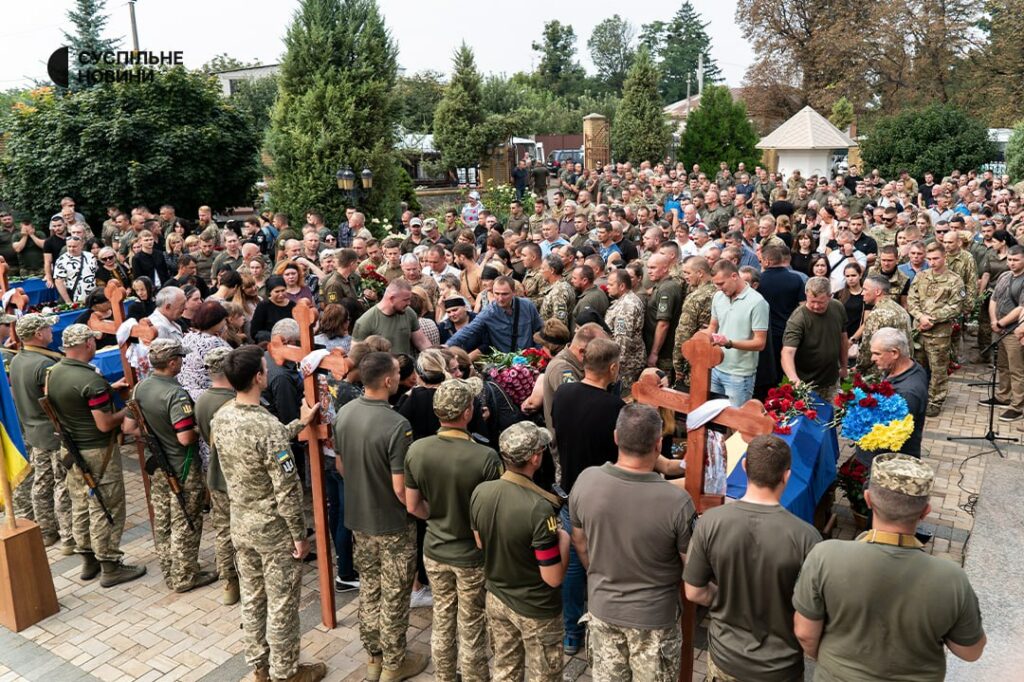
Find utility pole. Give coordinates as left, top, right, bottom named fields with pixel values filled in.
left=128, top=0, right=140, bottom=54
left=697, top=53, right=704, bottom=97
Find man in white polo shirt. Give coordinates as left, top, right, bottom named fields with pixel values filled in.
left=706, top=260, right=769, bottom=406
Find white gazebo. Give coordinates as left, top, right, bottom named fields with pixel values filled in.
left=757, top=106, right=857, bottom=180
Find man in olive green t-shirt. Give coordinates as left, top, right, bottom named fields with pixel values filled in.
left=405, top=378, right=502, bottom=682
left=333, top=352, right=427, bottom=681
left=684, top=435, right=821, bottom=682
left=781, top=276, right=849, bottom=398
left=471, top=422, right=569, bottom=682
left=793, top=454, right=985, bottom=681
left=351, top=279, right=429, bottom=356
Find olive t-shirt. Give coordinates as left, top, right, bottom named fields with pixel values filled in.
left=570, top=463, right=695, bottom=629
left=404, top=429, right=502, bottom=567
left=793, top=539, right=985, bottom=682
left=46, top=357, right=117, bottom=448
left=352, top=306, right=421, bottom=356
left=782, top=300, right=848, bottom=389
left=471, top=474, right=562, bottom=618
left=9, top=346, right=62, bottom=450
left=133, top=373, right=196, bottom=477
left=195, top=387, right=236, bottom=492
left=643, top=279, right=684, bottom=362
left=683, top=501, right=821, bottom=681
left=334, top=397, right=413, bottom=535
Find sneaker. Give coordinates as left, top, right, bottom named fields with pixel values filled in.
left=998, top=409, right=1023, bottom=422
left=978, top=397, right=1009, bottom=407
left=379, top=652, right=429, bottom=682
left=563, top=634, right=581, bottom=656
left=334, top=576, right=360, bottom=592
left=409, top=586, right=433, bottom=609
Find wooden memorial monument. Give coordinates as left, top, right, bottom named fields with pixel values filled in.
left=87, top=280, right=159, bottom=529
left=268, top=299, right=353, bottom=629
left=632, top=331, right=775, bottom=682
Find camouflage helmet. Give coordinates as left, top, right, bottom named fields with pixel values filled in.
left=499, top=422, right=552, bottom=466
left=433, top=377, right=483, bottom=422
left=204, top=346, right=232, bottom=375
left=869, top=453, right=934, bottom=497
left=15, top=313, right=57, bottom=339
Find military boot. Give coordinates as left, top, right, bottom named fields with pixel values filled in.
left=223, top=577, right=240, bottom=605
left=99, top=560, right=147, bottom=587
left=80, top=551, right=101, bottom=580
left=174, top=570, right=219, bottom=594
left=253, top=666, right=270, bottom=682
left=365, top=653, right=383, bottom=682
left=379, top=653, right=429, bottom=682
left=274, top=662, right=326, bottom=682
left=60, top=538, right=78, bottom=556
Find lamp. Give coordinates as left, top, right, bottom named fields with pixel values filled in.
left=336, top=166, right=355, bottom=191
left=360, top=167, right=373, bottom=190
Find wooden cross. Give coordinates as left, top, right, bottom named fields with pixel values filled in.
left=86, top=281, right=159, bottom=530
left=632, top=331, right=774, bottom=682
left=268, top=298, right=353, bottom=629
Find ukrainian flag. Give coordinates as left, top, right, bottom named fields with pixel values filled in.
left=0, top=363, right=30, bottom=512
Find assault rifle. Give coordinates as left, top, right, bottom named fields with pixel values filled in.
left=38, top=396, right=115, bottom=525
left=125, top=400, right=196, bottom=531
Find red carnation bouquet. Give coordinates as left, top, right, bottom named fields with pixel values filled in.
left=479, top=347, right=551, bottom=404
left=361, top=264, right=389, bottom=299
left=764, top=378, right=818, bottom=435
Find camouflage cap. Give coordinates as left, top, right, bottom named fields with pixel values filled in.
left=869, top=453, right=934, bottom=497
left=203, top=346, right=232, bottom=375
left=433, top=377, right=483, bottom=422
left=148, top=338, right=187, bottom=365
left=15, top=313, right=57, bottom=339
left=61, top=323, right=101, bottom=348
left=0, top=313, right=16, bottom=325
left=499, top=422, right=552, bottom=466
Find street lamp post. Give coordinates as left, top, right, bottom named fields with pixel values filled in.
left=336, top=165, right=373, bottom=210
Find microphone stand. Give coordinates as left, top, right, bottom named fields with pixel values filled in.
left=947, top=322, right=1021, bottom=457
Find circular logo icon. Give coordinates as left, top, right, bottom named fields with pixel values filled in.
left=47, top=47, right=69, bottom=88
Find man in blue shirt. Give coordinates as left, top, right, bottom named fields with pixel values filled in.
left=539, top=218, right=569, bottom=258
left=446, top=276, right=542, bottom=355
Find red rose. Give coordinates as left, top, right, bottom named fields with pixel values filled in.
left=774, top=424, right=792, bottom=435
left=804, top=409, right=818, bottom=420
left=780, top=399, right=792, bottom=411
left=859, top=396, right=878, bottom=408
left=794, top=400, right=806, bottom=410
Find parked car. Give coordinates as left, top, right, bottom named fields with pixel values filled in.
left=547, top=149, right=584, bottom=175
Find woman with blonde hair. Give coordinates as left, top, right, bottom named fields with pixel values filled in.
left=233, top=272, right=261, bottom=318
left=221, top=301, right=250, bottom=347
left=164, top=233, right=185, bottom=272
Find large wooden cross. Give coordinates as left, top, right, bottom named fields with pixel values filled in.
left=86, top=281, right=159, bottom=529
left=268, top=298, right=353, bottom=629
left=632, top=331, right=774, bottom=682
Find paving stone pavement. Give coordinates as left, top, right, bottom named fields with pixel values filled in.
left=0, top=359, right=1013, bottom=681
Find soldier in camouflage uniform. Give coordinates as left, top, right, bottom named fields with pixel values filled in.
left=673, top=257, right=717, bottom=386
left=471, top=423, right=569, bottom=682
left=539, top=255, right=575, bottom=326
left=9, top=314, right=73, bottom=551
left=211, top=345, right=325, bottom=682
left=321, top=248, right=364, bottom=306
left=193, top=347, right=240, bottom=605
left=46, top=325, right=146, bottom=587
left=520, top=243, right=547, bottom=309
left=604, top=269, right=645, bottom=393
left=867, top=245, right=911, bottom=303
left=701, top=191, right=732, bottom=236
left=943, top=230, right=978, bottom=349
left=404, top=379, right=502, bottom=682
left=127, top=339, right=216, bottom=592
left=528, top=198, right=550, bottom=240
left=907, top=243, right=968, bottom=416
left=856, top=276, right=914, bottom=375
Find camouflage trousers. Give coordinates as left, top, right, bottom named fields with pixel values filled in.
left=353, top=521, right=417, bottom=672
left=583, top=612, right=681, bottom=682
left=64, top=444, right=126, bottom=562
left=485, top=592, right=563, bottom=682
left=151, top=468, right=205, bottom=591
left=977, top=301, right=992, bottom=356
left=705, top=656, right=740, bottom=682
left=619, top=352, right=645, bottom=397
left=209, top=489, right=237, bottom=581
left=422, top=555, right=489, bottom=682
left=30, top=446, right=72, bottom=542
left=9, top=470, right=34, bottom=519
left=914, top=325, right=952, bottom=407
left=234, top=540, right=302, bottom=679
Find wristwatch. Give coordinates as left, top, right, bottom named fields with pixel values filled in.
left=725, top=339, right=733, bottom=349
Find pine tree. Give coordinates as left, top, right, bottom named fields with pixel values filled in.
left=611, top=48, right=671, bottom=164
left=640, top=3, right=721, bottom=104
left=433, top=44, right=487, bottom=170
left=531, top=21, right=587, bottom=100
left=679, top=85, right=761, bottom=171
left=829, top=97, right=854, bottom=131
left=63, top=0, right=121, bottom=90
left=266, top=0, right=400, bottom=223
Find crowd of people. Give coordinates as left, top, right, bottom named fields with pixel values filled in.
left=0, top=155, right=1006, bottom=681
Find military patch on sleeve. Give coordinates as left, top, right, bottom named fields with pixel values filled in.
left=276, top=450, right=295, bottom=474
left=180, top=403, right=192, bottom=415
left=561, top=371, right=576, bottom=384
left=658, top=296, right=669, bottom=313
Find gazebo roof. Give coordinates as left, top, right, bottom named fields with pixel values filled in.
left=756, top=106, right=858, bottom=150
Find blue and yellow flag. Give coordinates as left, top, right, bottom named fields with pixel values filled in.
left=0, top=362, right=30, bottom=511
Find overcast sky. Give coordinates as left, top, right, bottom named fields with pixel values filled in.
left=1, top=0, right=753, bottom=90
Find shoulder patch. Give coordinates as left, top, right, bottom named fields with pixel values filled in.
left=276, top=449, right=295, bottom=474
left=546, top=515, right=558, bottom=533
left=561, top=371, right=576, bottom=385
left=180, top=403, right=192, bottom=415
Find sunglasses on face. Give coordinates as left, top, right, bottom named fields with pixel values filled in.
left=67, top=236, right=82, bottom=241
left=101, top=255, right=115, bottom=262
